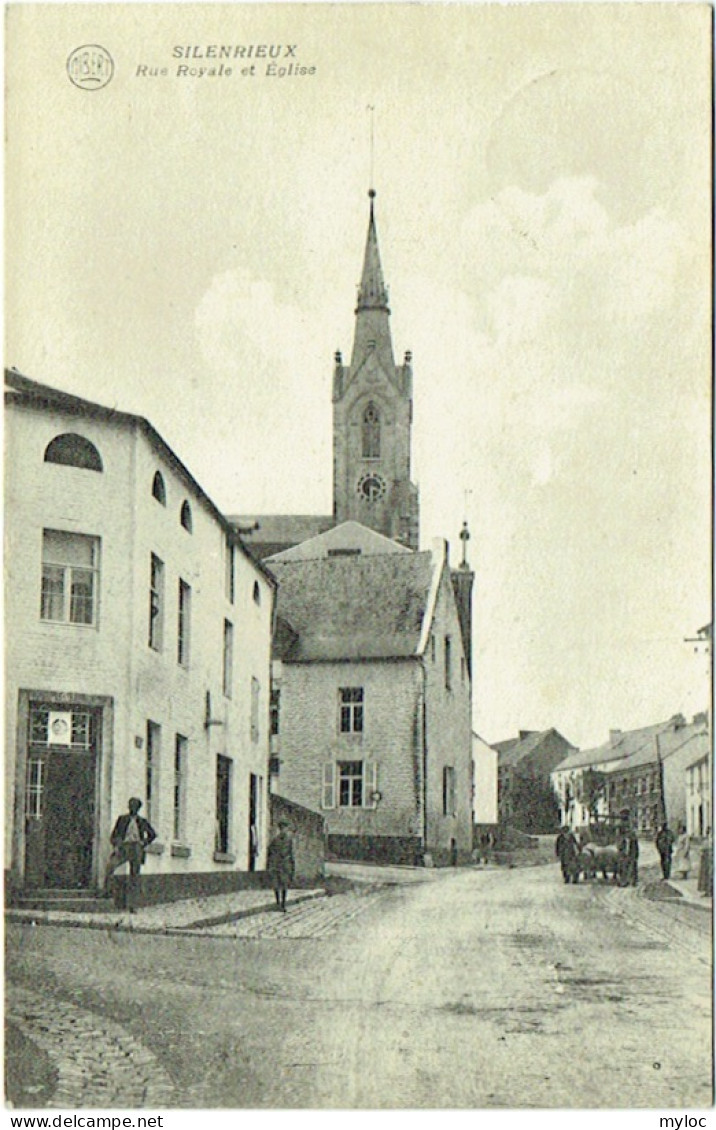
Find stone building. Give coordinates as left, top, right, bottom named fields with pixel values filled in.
left=268, top=532, right=473, bottom=864
left=472, top=733, right=498, bottom=828
left=494, top=728, right=576, bottom=832
left=604, top=715, right=709, bottom=833
left=685, top=746, right=712, bottom=837
left=5, top=370, right=275, bottom=901
left=552, top=713, right=710, bottom=833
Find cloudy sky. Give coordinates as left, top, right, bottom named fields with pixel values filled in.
left=6, top=3, right=711, bottom=749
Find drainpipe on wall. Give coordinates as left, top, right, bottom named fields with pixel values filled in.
left=419, top=658, right=428, bottom=855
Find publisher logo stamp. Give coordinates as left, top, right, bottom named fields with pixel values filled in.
left=67, top=45, right=114, bottom=90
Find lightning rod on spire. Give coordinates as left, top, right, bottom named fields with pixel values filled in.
left=367, top=104, right=376, bottom=192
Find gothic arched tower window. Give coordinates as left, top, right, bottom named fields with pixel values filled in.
left=362, top=402, right=381, bottom=459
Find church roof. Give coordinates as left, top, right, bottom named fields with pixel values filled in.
left=227, top=514, right=334, bottom=560
left=269, top=550, right=436, bottom=662
left=267, top=520, right=410, bottom=562
left=356, top=190, right=389, bottom=313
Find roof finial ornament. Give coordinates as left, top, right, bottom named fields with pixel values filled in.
left=459, top=520, right=471, bottom=569
left=459, top=489, right=473, bottom=569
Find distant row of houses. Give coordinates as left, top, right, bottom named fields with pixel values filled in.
left=551, top=712, right=710, bottom=836
left=474, top=711, right=711, bottom=840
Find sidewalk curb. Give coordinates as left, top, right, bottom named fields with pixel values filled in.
left=5, top=889, right=327, bottom=937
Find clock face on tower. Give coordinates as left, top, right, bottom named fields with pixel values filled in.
left=357, top=473, right=386, bottom=503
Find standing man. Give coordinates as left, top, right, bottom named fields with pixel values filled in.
left=105, top=797, right=156, bottom=913
left=267, top=817, right=295, bottom=913
left=555, top=826, right=579, bottom=884
left=617, top=822, right=639, bottom=887
left=655, top=822, right=675, bottom=880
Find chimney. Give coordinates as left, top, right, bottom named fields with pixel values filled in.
left=609, top=729, right=622, bottom=747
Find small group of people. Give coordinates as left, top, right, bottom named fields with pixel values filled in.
left=555, top=819, right=639, bottom=886
left=104, top=797, right=296, bottom=914
left=472, top=830, right=496, bottom=866
left=656, top=822, right=712, bottom=897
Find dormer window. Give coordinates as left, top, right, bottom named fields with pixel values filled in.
left=362, top=402, right=381, bottom=459
left=152, top=471, right=166, bottom=505
left=44, top=434, right=102, bottom=472
left=180, top=501, right=192, bottom=533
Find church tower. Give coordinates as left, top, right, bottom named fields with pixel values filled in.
left=332, top=191, right=420, bottom=550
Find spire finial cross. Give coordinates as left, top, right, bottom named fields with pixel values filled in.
left=367, top=104, right=376, bottom=193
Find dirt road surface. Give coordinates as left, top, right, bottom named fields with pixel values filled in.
left=6, top=862, right=711, bottom=1108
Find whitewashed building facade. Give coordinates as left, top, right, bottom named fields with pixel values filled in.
left=5, top=370, right=274, bottom=899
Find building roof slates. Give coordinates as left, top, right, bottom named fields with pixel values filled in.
left=269, top=551, right=435, bottom=662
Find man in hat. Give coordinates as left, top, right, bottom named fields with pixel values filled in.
left=267, top=817, right=295, bottom=912
left=617, top=821, right=639, bottom=887
left=655, top=821, right=675, bottom=880
left=555, top=825, right=579, bottom=883
left=105, top=797, right=156, bottom=912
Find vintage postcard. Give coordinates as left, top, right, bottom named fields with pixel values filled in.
left=4, top=2, right=712, bottom=1120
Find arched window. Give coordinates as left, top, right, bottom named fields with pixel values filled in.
left=44, top=434, right=103, bottom=472
left=180, top=500, right=193, bottom=533
left=362, top=402, right=381, bottom=459
left=253, top=581, right=261, bottom=606
left=152, top=471, right=166, bottom=505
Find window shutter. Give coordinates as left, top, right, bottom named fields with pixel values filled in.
left=322, top=762, right=336, bottom=810
left=364, top=761, right=378, bottom=808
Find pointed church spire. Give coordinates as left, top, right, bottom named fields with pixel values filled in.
left=356, top=190, right=390, bottom=313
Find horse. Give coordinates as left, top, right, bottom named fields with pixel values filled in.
left=580, top=842, right=619, bottom=882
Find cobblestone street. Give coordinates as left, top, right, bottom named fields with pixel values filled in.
left=5, top=864, right=712, bottom=1109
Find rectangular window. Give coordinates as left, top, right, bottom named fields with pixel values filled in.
left=216, top=755, right=232, bottom=854
left=223, top=620, right=234, bottom=697
left=270, top=687, right=280, bottom=736
left=29, top=706, right=92, bottom=749
left=444, top=636, right=452, bottom=690
left=178, top=580, right=191, bottom=666
left=338, top=761, right=364, bottom=808
left=149, top=554, right=165, bottom=650
left=41, top=530, right=99, bottom=626
left=430, top=634, right=436, bottom=663
left=25, top=758, right=45, bottom=819
left=173, top=734, right=187, bottom=841
left=339, top=687, right=364, bottom=733
left=443, top=766, right=456, bottom=816
left=225, top=539, right=235, bottom=604
left=146, top=721, right=160, bottom=826
left=251, top=677, right=260, bottom=743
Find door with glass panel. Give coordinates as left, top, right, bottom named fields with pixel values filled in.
left=25, top=704, right=98, bottom=889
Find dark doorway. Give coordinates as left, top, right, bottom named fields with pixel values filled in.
left=24, top=705, right=98, bottom=890
left=249, top=773, right=258, bottom=871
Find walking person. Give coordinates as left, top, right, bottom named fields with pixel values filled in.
left=672, top=824, right=692, bottom=879
left=105, top=797, right=156, bottom=913
left=655, top=822, right=675, bottom=880
left=267, top=817, right=295, bottom=913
